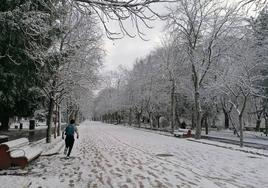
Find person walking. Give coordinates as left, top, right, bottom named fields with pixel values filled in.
left=62, top=119, right=79, bottom=158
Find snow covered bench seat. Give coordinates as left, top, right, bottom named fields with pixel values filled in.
left=173, top=128, right=192, bottom=138
left=0, top=138, right=42, bottom=169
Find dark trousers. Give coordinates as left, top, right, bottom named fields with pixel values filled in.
left=65, top=135, right=75, bottom=156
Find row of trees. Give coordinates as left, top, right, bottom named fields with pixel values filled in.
left=93, top=0, right=268, bottom=146
left=0, top=0, right=103, bottom=143
left=0, top=0, right=175, bottom=142
left=0, top=0, right=266, bottom=143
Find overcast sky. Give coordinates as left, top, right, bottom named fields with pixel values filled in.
left=101, top=0, right=259, bottom=72
left=102, top=6, right=167, bottom=72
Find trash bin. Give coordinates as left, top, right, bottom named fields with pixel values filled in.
left=29, top=120, right=35, bottom=130
left=20, top=123, right=23, bottom=130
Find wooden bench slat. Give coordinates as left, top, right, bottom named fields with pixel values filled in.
left=25, top=148, right=42, bottom=162
left=10, top=145, right=42, bottom=161
left=10, top=146, right=31, bottom=158
left=1, top=138, right=29, bottom=150
left=0, top=137, right=42, bottom=169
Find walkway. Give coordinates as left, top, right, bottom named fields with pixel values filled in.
left=1, top=121, right=268, bottom=188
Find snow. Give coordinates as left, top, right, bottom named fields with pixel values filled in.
left=9, top=120, right=48, bottom=130
left=1, top=121, right=268, bottom=187
left=1, top=138, right=29, bottom=149
left=187, top=138, right=268, bottom=157
left=203, top=129, right=268, bottom=146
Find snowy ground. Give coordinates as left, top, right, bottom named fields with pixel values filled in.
left=1, top=121, right=268, bottom=188
left=203, top=129, right=268, bottom=146
left=9, top=120, right=47, bottom=130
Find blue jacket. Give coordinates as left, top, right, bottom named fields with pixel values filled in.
left=65, top=124, right=77, bottom=136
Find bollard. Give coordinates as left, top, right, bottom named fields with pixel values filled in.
left=20, top=123, right=23, bottom=130
left=29, top=120, right=35, bottom=130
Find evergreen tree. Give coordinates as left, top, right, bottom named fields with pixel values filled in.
left=0, top=0, right=57, bottom=129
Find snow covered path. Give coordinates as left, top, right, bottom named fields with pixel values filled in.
left=1, top=121, right=268, bottom=188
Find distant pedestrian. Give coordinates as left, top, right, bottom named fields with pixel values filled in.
left=62, top=119, right=79, bottom=158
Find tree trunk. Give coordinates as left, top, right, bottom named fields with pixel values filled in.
left=201, top=113, right=209, bottom=135
left=149, top=113, right=153, bottom=129
left=57, top=105, right=61, bottom=136
left=191, top=55, right=201, bottom=139
left=170, top=79, right=175, bottom=132
left=256, top=117, right=261, bottom=132
left=239, top=115, right=243, bottom=147
left=129, top=109, right=132, bottom=126
left=194, top=91, right=202, bottom=139
left=205, top=116, right=208, bottom=135
left=46, top=96, right=55, bottom=143
left=265, top=117, right=268, bottom=137
left=175, top=96, right=180, bottom=129
left=239, top=95, right=248, bottom=147
left=223, top=108, right=229, bottom=129
left=110, top=113, right=112, bottom=124
left=66, top=100, right=69, bottom=123
left=191, top=109, right=195, bottom=129
left=74, top=108, right=79, bottom=124
left=137, top=113, right=141, bottom=128
left=157, top=116, right=160, bottom=129
left=229, top=113, right=240, bottom=137
left=117, top=111, right=120, bottom=124
left=54, top=105, right=57, bottom=139
left=201, top=113, right=208, bottom=135
left=54, top=103, right=58, bottom=139
left=0, top=115, right=9, bottom=130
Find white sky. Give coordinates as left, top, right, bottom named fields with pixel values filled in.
left=101, top=0, right=260, bottom=72
left=102, top=6, right=167, bottom=71
left=103, top=21, right=165, bottom=71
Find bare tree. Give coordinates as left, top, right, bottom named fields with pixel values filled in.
left=43, top=3, right=103, bottom=143
left=70, top=0, right=171, bottom=39
left=240, top=0, right=267, bottom=7
left=165, top=0, right=242, bottom=139
left=209, top=34, right=264, bottom=147
left=156, top=36, right=189, bottom=132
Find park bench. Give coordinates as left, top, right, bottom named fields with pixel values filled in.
left=0, top=138, right=42, bottom=169
left=173, top=128, right=192, bottom=138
